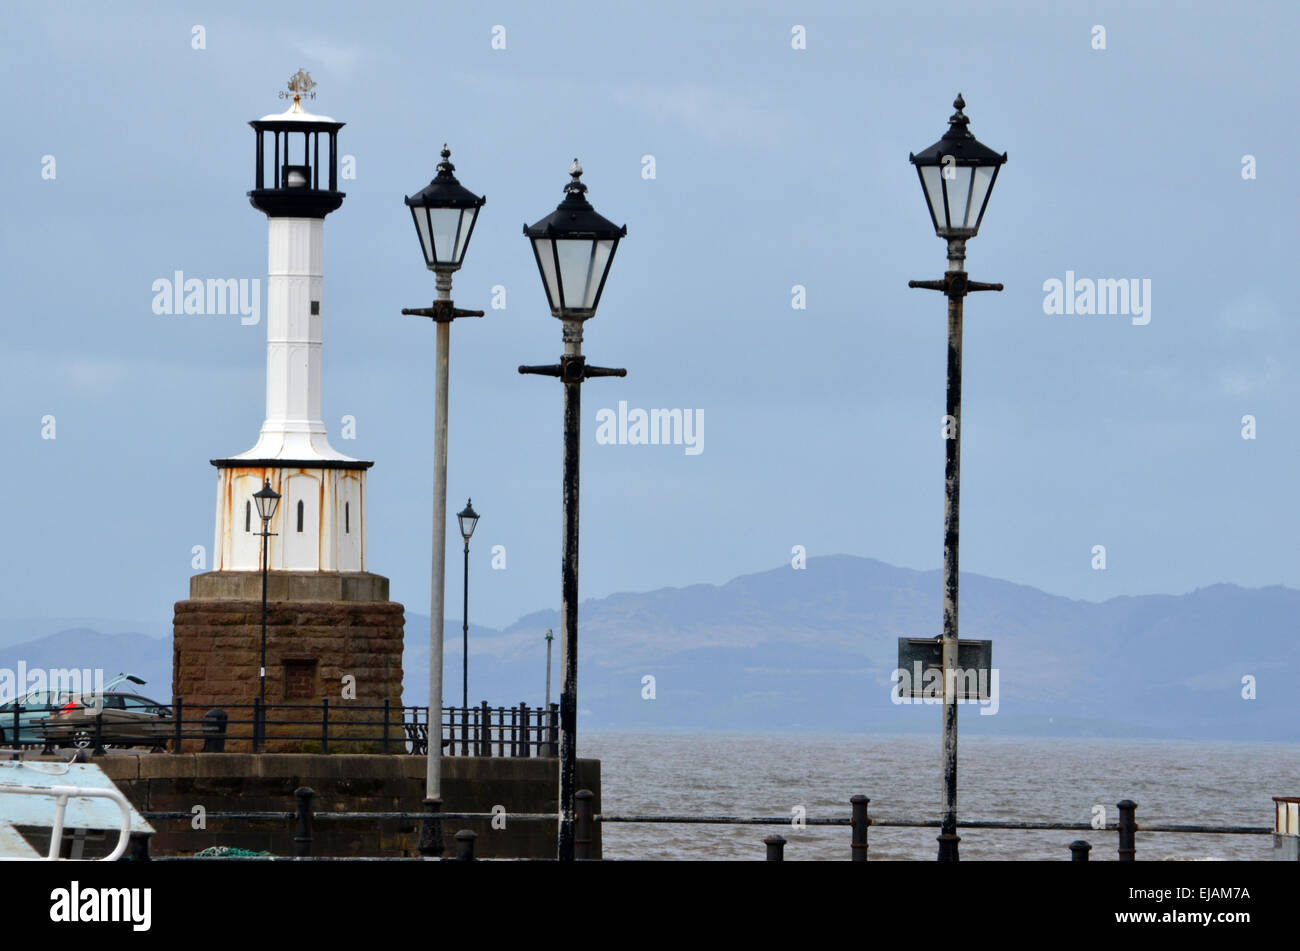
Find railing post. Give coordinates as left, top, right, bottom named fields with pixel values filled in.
left=455, top=829, right=477, bottom=861
left=764, top=835, right=786, bottom=861
left=321, top=698, right=329, bottom=755
left=575, top=789, right=594, bottom=860
left=294, top=786, right=315, bottom=858
left=521, top=703, right=530, bottom=758
left=548, top=702, right=559, bottom=757
left=173, top=697, right=183, bottom=753
left=1117, top=799, right=1138, bottom=861
left=460, top=706, right=468, bottom=756
left=1069, top=840, right=1091, bottom=862
left=201, top=709, right=227, bottom=753
left=93, top=710, right=105, bottom=756
left=851, top=795, right=870, bottom=862
left=479, top=700, right=489, bottom=757
left=252, top=697, right=262, bottom=753
left=418, top=797, right=444, bottom=857
left=382, top=698, right=390, bottom=755
left=123, top=831, right=152, bottom=861
left=9, top=700, right=19, bottom=759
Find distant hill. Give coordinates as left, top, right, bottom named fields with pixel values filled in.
left=2, top=556, right=1295, bottom=740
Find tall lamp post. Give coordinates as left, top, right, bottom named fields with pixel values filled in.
left=252, top=479, right=280, bottom=747
left=519, top=160, right=627, bottom=861
left=402, top=146, right=486, bottom=856
left=908, top=94, right=1006, bottom=862
left=457, top=499, right=479, bottom=711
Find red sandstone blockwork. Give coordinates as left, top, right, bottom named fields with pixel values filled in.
left=172, top=598, right=405, bottom=753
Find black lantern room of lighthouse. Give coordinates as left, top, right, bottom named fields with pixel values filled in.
left=248, top=92, right=345, bottom=218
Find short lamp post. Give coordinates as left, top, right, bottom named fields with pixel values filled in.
left=907, top=94, right=1006, bottom=863
left=252, top=479, right=280, bottom=748
left=457, top=499, right=479, bottom=712
left=519, top=160, right=627, bottom=861
left=402, top=145, right=486, bottom=856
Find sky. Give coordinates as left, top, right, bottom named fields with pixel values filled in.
left=1, top=1, right=1296, bottom=634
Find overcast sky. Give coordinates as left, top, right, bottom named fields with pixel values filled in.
left=1, top=1, right=1296, bottom=633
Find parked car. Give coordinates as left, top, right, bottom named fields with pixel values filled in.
left=40, top=684, right=172, bottom=752
left=0, top=673, right=147, bottom=747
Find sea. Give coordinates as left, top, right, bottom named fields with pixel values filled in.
left=582, top=732, right=1300, bottom=861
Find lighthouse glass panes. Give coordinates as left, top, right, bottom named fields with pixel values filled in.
left=405, top=147, right=486, bottom=272
left=909, top=95, right=1006, bottom=239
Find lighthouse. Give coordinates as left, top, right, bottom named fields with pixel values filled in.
left=213, top=74, right=365, bottom=572
left=173, top=73, right=405, bottom=748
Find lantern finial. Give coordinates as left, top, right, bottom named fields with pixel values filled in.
left=948, top=94, right=970, bottom=134
left=435, top=145, right=456, bottom=179
left=566, top=159, right=587, bottom=196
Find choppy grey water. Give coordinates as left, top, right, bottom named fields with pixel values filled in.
left=583, top=732, right=1300, bottom=861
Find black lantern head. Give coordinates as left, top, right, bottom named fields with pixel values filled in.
left=909, top=94, right=1007, bottom=240
left=253, top=479, right=281, bottom=521
left=405, top=146, right=486, bottom=273
left=248, top=83, right=346, bottom=218
left=457, top=499, right=479, bottom=541
left=523, top=160, right=627, bottom=320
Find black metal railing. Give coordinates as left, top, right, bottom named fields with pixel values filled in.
left=129, top=790, right=1272, bottom=861
left=3, top=698, right=560, bottom=757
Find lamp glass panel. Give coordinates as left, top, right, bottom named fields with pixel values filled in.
left=943, top=166, right=973, bottom=232
left=459, top=513, right=479, bottom=539
left=454, top=207, right=479, bottom=262
left=920, top=166, right=947, bottom=232
left=555, top=239, right=595, bottom=311
left=532, top=238, right=561, bottom=310
left=965, top=166, right=996, bottom=229
left=430, top=207, right=463, bottom=266
left=584, top=240, right=614, bottom=309
left=412, top=208, right=435, bottom=266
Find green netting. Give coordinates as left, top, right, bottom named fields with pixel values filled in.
left=193, top=846, right=272, bottom=857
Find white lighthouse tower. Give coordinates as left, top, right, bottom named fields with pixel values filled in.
left=174, top=75, right=404, bottom=749
left=211, top=73, right=368, bottom=573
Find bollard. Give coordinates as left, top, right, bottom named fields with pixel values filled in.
left=1117, top=800, right=1138, bottom=862
left=418, top=797, right=444, bottom=857
left=122, top=831, right=152, bottom=861
left=575, top=789, right=595, bottom=860
left=1069, top=840, right=1091, bottom=862
left=455, top=829, right=477, bottom=861
left=851, top=795, right=870, bottom=862
left=765, top=835, right=787, bottom=861
left=201, top=709, right=228, bottom=753
left=294, top=786, right=316, bottom=858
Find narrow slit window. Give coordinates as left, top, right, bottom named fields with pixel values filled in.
left=297, top=500, right=304, bottom=533
left=245, top=500, right=251, bottom=533
left=345, top=501, right=350, bottom=534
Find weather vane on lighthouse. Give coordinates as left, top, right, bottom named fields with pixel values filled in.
left=280, top=68, right=317, bottom=104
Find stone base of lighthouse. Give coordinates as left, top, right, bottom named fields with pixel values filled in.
left=173, top=571, right=404, bottom=753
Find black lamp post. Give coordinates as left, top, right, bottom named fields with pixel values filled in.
left=908, top=94, right=1006, bottom=863
left=457, top=499, right=479, bottom=711
left=519, top=159, right=627, bottom=861
left=252, top=479, right=280, bottom=747
left=402, top=146, right=486, bottom=856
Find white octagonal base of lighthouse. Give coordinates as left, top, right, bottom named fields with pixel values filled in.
left=212, top=460, right=368, bottom=572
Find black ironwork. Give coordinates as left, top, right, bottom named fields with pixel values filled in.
left=764, top=835, right=786, bottom=861
left=294, top=786, right=315, bottom=858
